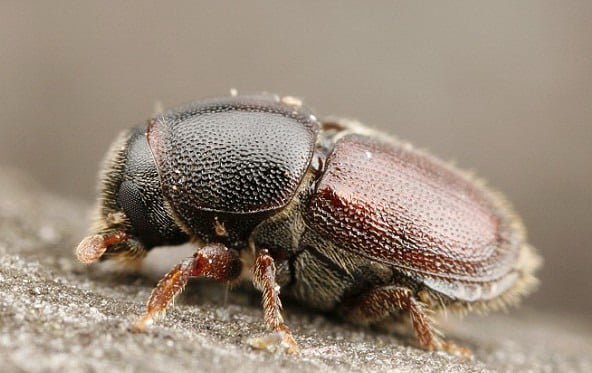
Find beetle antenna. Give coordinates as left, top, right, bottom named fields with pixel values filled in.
left=76, top=231, right=128, bottom=264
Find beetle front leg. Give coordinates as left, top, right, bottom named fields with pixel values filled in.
left=249, top=250, right=299, bottom=354
left=342, top=286, right=471, bottom=357
left=133, top=243, right=241, bottom=331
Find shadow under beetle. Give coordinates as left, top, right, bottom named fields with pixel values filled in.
left=76, top=93, right=541, bottom=356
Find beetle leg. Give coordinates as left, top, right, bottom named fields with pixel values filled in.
left=133, top=243, right=241, bottom=332
left=343, top=286, right=471, bottom=357
left=248, top=250, right=299, bottom=354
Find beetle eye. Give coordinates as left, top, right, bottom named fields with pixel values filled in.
left=117, top=180, right=150, bottom=235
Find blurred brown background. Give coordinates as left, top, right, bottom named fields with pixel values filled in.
left=1, top=1, right=590, bottom=317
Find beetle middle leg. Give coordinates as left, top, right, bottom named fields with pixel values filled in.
left=133, top=243, right=241, bottom=331
left=342, top=286, right=471, bottom=357
left=248, top=250, right=299, bottom=354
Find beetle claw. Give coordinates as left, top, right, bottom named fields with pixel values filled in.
left=439, top=340, right=473, bottom=359
left=247, top=330, right=300, bottom=355
left=281, top=331, right=301, bottom=355
left=132, top=314, right=154, bottom=333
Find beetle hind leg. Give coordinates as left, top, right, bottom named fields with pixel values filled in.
left=248, top=250, right=299, bottom=354
left=342, top=286, right=471, bottom=358
left=133, top=243, right=242, bottom=332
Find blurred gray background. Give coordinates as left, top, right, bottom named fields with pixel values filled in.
left=1, top=1, right=590, bottom=317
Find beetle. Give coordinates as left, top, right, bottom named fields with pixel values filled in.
left=76, top=93, right=540, bottom=355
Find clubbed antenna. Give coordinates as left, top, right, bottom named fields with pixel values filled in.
left=76, top=231, right=128, bottom=264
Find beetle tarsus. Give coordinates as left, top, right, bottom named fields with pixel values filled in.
left=246, top=325, right=299, bottom=354
left=133, top=244, right=242, bottom=332
left=251, top=251, right=300, bottom=354
left=440, top=340, right=473, bottom=359
left=276, top=324, right=300, bottom=354
left=132, top=257, right=194, bottom=332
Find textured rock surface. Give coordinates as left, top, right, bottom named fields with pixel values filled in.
left=0, top=167, right=590, bottom=373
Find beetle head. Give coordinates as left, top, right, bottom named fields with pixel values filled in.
left=76, top=127, right=188, bottom=265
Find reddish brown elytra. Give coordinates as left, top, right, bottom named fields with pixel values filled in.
left=77, top=94, right=540, bottom=356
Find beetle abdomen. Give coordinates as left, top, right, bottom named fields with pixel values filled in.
left=306, top=134, right=522, bottom=289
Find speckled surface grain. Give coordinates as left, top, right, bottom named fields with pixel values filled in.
left=1, top=167, right=591, bottom=373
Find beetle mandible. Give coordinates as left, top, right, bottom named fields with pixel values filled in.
left=76, top=93, right=540, bottom=355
